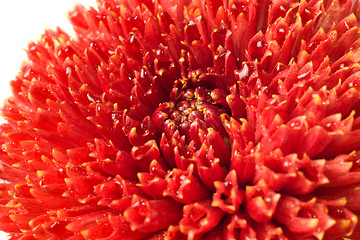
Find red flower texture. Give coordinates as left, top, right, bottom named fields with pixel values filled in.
left=1, top=0, right=360, bottom=239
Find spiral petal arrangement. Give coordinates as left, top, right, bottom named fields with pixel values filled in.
left=0, top=0, right=360, bottom=239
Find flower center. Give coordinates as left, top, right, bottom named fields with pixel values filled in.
left=152, top=87, right=229, bottom=144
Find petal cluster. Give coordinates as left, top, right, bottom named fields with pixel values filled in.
left=0, top=0, right=360, bottom=239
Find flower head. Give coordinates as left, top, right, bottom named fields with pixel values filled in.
left=0, top=0, right=360, bottom=239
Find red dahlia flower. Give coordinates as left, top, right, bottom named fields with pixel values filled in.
left=1, top=0, right=360, bottom=239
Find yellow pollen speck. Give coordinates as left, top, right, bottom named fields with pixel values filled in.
left=308, top=218, right=320, bottom=228
left=130, top=127, right=137, bottom=136
left=99, top=21, right=107, bottom=31
left=8, top=215, right=16, bottom=222
left=11, top=163, right=20, bottom=168
left=64, top=178, right=71, bottom=185
left=313, top=231, right=325, bottom=240
left=81, top=230, right=90, bottom=237
left=36, top=170, right=46, bottom=178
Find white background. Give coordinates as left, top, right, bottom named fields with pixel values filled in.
left=0, top=0, right=96, bottom=238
